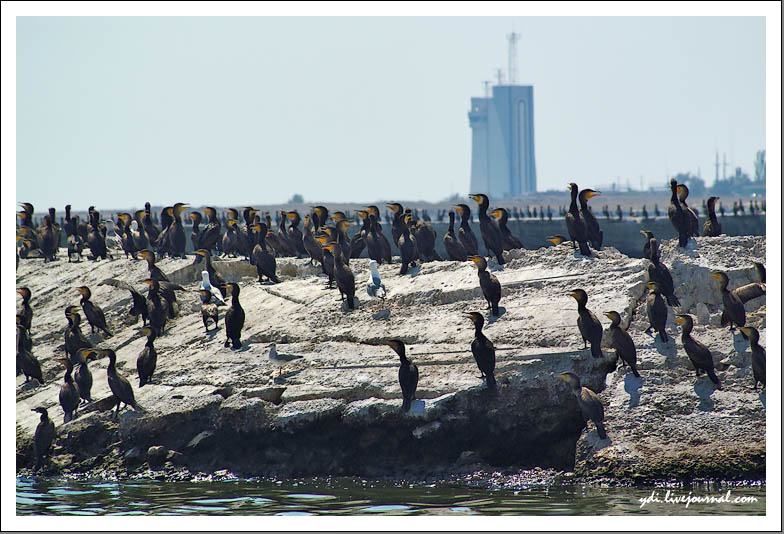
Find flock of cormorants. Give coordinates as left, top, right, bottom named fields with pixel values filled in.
left=17, top=178, right=766, bottom=471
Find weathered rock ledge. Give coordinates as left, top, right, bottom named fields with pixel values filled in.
left=16, top=236, right=766, bottom=481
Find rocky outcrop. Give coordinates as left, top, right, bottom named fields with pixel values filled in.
left=15, top=236, right=765, bottom=481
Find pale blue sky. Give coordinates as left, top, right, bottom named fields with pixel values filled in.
left=16, top=16, right=765, bottom=210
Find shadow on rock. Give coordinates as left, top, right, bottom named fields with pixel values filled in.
left=694, top=379, right=717, bottom=411
left=624, top=373, right=643, bottom=408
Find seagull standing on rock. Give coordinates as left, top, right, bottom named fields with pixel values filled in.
left=200, top=271, right=225, bottom=305
left=268, top=343, right=303, bottom=379
left=366, top=260, right=386, bottom=309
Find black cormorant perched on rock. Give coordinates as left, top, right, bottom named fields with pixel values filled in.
left=302, top=214, right=325, bottom=267
left=77, top=286, right=112, bottom=337
left=668, top=179, right=689, bottom=248
left=64, top=308, right=93, bottom=362
left=66, top=216, right=85, bottom=262
left=199, top=207, right=222, bottom=253
left=568, top=289, right=603, bottom=358
left=189, top=211, right=203, bottom=253
left=38, top=215, right=59, bottom=262
left=470, top=255, right=501, bottom=316
left=565, top=183, right=592, bottom=256
left=143, top=278, right=169, bottom=334
left=646, top=238, right=680, bottom=307
left=712, top=271, right=763, bottom=334
left=469, top=193, right=505, bottom=264
left=199, top=289, right=221, bottom=332
left=676, top=183, right=700, bottom=238
left=94, top=348, right=142, bottom=417
left=645, top=282, right=669, bottom=342
left=675, top=314, right=720, bottom=388
left=17, top=287, right=33, bottom=333
left=137, top=326, right=158, bottom=387
left=286, top=210, right=307, bottom=257
left=87, top=209, right=109, bottom=260
left=250, top=224, right=280, bottom=284
left=490, top=207, right=523, bottom=251
left=366, top=206, right=392, bottom=263
left=578, top=189, right=603, bottom=250
left=17, top=324, right=44, bottom=385
left=739, top=327, right=765, bottom=390
left=58, top=358, right=80, bottom=423
left=32, top=407, right=55, bottom=471
left=116, top=213, right=138, bottom=259
left=604, top=311, right=640, bottom=377
left=98, top=278, right=149, bottom=326
left=702, top=196, right=722, bottom=237
left=325, top=243, right=356, bottom=310
left=384, top=339, right=419, bottom=412
left=558, top=372, right=607, bottom=439
left=453, top=204, right=479, bottom=257
left=640, top=230, right=654, bottom=260
left=444, top=211, right=468, bottom=261
left=139, top=249, right=169, bottom=282
left=73, top=348, right=96, bottom=404
left=397, top=215, right=419, bottom=275
left=466, top=312, right=496, bottom=389
left=315, top=235, right=336, bottom=288
left=386, top=203, right=406, bottom=250
left=362, top=212, right=384, bottom=263
left=223, top=283, right=245, bottom=349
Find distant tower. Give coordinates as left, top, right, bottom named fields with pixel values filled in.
left=507, top=32, right=520, bottom=85
left=715, top=151, right=720, bottom=182
left=468, top=35, right=537, bottom=198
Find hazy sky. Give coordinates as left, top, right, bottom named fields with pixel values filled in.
left=16, top=16, right=765, bottom=210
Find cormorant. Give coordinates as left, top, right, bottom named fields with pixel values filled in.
left=397, top=215, right=419, bottom=275
left=362, top=212, right=382, bottom=263
left=469, top=193, right=505, bottom=264
left=568, top=289, right=603, bottom=358
left=444, top=211, right=468, bottom=261
left=366, top=206, right=392, bottom=263
left=38, top=215, right=59, bottom=262
left=675, top=314, right=720, bottom=387
left=386, top=203, right=406, bottom=249
left=199, top=289, right=221, bottom=332
left=324, top=243, right=356, bottom=310
left=303, top=214, right=324, bottom=267
left=315, top=235, right=336, bottom=288
left=93, top=348, right=142, bottom=417
left=58, top=358, right=80, bottom=423
left=98, top=278, right=149, bottom=325
left=490, top=207, right=524, bottom=251
left=87, top=209, right=109, bottom=260
left=470, top=255, right=501, bottom=316
left=739, top=326, right=765, bottom=390
left=223, top=282, right=245, bottom=349
left=676, top=184, right=700, bottom=238
left=189, top=211, right=203, bottom=252
left=404, top=210, right=440, bottom=262
left=116, top=213, right=138, bottom=259
left=640, top=230, right=654, bottom=260
left=143, top=278, right=169, bottom=334
left=702, top=196, right=722, bottom=237
left=64, top=307, right=93, bottom=362
left=604, top=311, right=640, bottom=377
left=73, top=348, right=96, bottom=404
left=453, top=204, right=479, bottom=256
left=77, top=286, right=112, bottom=337
left=558, top=372, right=607, bottom=439
left=140, top=249, right=169, bottom=282
left=668, top=179, right=689, bottom=248
left=286, top=210, right=307, bottom=257
left=250, top=225, right=280, bottom=284
left=565, top=183, right=592, bottom=256
left=66, top=216, right=85, bottom=262
left=137, top=326, right=158, bottom=387
left=385, top=339, right=419, bottom=411
left=712, top=271, right=753, bottom=333
left=17, top=324, right=44, bottom=385
left=466, top=312, right=496, bottom=389
left=646, top=238, right=680, bottom=307
left=166, top=203, right=189, bottom=258
left=199, top=207, right=222, bottom=253
left=17, top=287, right=33, bottom=333
left=645, top=282, right=669, bottom=342
left=32, top=407, right=55, bottom=471
left=578, top=189, right=603, bottom=250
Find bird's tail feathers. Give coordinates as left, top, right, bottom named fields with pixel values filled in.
left=595, top=421, right=608, bottom=440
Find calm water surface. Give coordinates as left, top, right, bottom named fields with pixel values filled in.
left=16, top=477, right=765, bottom=516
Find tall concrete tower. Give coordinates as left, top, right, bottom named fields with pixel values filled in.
left=468, top=35, right=537, bottom=198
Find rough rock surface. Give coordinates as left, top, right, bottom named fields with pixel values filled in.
left=15, top=236, right=765, bottom=481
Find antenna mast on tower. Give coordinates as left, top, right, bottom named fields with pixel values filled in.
left=507, top=32, right=520, bottom=85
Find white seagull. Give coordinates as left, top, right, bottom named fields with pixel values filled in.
left=366, top=260, right=386, bottom=309
left=200, top=270, right=225, bottom=305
